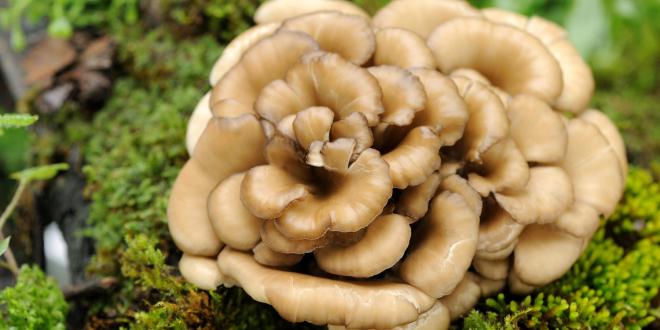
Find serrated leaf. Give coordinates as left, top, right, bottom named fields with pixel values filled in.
left=0, top=114, right=38, bottom=129
left=11, top=163, right=69, bottom=182
left=0, top=236, right=10, bottom=256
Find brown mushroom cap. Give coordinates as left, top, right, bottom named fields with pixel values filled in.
left=579, top=109, right=628, bottom=178
left=439, top=273, right=482, bottom=320
left=330, top=112, right=374, bottom=153
left=467, top=138, right=530, bottom=196
left=554, top=202, right=600, bottom=238
left=256, top=51, right=384, bottom=126
left=260, top=220, right=329, bottom=254
left=428, top=18, right=563, bottom=104
left=209, top=23, right=280, bottom=86
left=440, top=174, right=483, bottom=216
left=477, top=203, right=524, bottom=255
left=314, top=214, right=411, bottom=277
left=557, top=118, right=624, bottom=217
left=476, top=238, right=518, bottom=261
left=507, top=94, right=567, bottom=163
left=185, top=92, right=213, bottom=155
left=373, top=0, right=481, bottom=38
left=217, top=248, right=436, bottom=328
left=368, top=65, right=426, bottom=126
left=208, top=172, right=262, bottom=251
left=396, top=172, right=442, bottom=221
left=513, top=223, right=584, bottom=286
left=472, top=257, right=508, bottom=280
left=401, top=191, right=479, bottom=298
left=179, top=254, right=225, bottom=290
left=374, top=28, right=436, bottom=69
left=409, top=68, right=469, bottom=146
left=382, top=126, right=442, bottom=189
left=211, top=30, right=319, bottom=112
left=494, top=166, right=573, bottom=225
left=255, top=0, right=369, bottom=24
left=252, top=241, right=303, bottom=267
left=508, top=270, right=537, bottom=294
left=281, top=11, right=375, bottom=65
left=473, top=274, right=506, bottom=297
left=168, top=114, right=266, bottom=256
left=292, top=106, right=334, bottom=150
left=390, top=301, right=450, bottom=330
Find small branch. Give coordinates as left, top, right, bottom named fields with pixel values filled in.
left=0, top=231, right=19, bottom=276
left=62, top=277, right=119, bottom=300
left=0, top=179, right=28, bottom=230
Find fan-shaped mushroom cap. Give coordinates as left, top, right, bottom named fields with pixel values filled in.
left=580, top=109, right=628, bottom=178
left=211, top=30, right=319, bottom=111
left=473, top=274, right=506, bottom=297
left=314, top=214, right=411, bottom=277
left=373, top=0, right=481, bottom=38
left=255, top=0, right=369, bottom=24
left=410, top=68, right=468, bottom=146
left=477, top=203, right=524, bottom=255
left=452, top=80, right=509, bottom=161
left=209, top=23, right=280, bottom=86
left=168, top=115, right=267, bottom=256
left=179, top=254, right=225, bottom=290
left=211, top=98, right=257, bottom=119
left=401, top=191, right=479, bottom=298
left=439, top=273, right=481, bottom=320
left=217, top=248, right=436, bottom=328
left=382, top=126, right=442, bottom=189
left=440, top=174, right=483, bottom=216
left=241, top=164, right=310, bottom=220
left=554, top=202, right=600, bottom=238
left=428, top=18, right=563, bottom=104
left=508, top=271, right=537, bottom=294
left=186, top=92, right=213, bottom=155
left=368, top=65, right=426, bottom=126
left=260, top=220, right=329, bottom=254
left=513, top=224, right=584, bottom=286
left=330, top=112, right=374, bottom=153
left=476, top=239, right=517, bottom=261
left=495, top=166, right=573, bottom=225
left=253, top=241, right=303, bottom=267
left=256, top=51, right=384, bottom=126
left=208, top=172, right=261, bottom=250
left=507, top=94, right=567, bottom=163
left=306, top=138, right=356, bottom=173
left=292, top=106, right=334, bottom=150
left=389, top=301, right=450, bottom=330
left=281, top=11, right=375, bottom=65
left=467, top=138, right=529, bottom=196
left=450, top=70, right=511, bottom=106
left=482, top=9, right=593, bottom=112
left=473, top=257, right=508, bottom=280
left=558, top=118, right=624, bottom=217
left=374, top=28, right=435, bottom=69
left=397, top=172, right=441, bottom=221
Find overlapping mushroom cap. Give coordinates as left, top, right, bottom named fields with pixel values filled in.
left=171, top=0, right=627, bottom=328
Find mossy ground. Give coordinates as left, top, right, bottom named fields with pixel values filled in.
left=2, top=0, right=659, bottom=328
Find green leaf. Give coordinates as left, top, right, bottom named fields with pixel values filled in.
left=11, top=163, right=69, bottom=182
left=0, top=114, right=38, bottom=129
left=0, top=236, right=10, bottom=256
left=564, top=0, right=610, bottom=58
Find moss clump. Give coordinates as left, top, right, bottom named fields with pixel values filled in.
left=0, top=265, right=69, bottom=330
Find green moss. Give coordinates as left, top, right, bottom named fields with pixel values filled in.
left=0, top=265, right=68, bottom=330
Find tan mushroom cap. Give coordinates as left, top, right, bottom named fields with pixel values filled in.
left=241, top=164, right=309, bottom=220
left=467, top=138, right=530, bottom=196
left=513, top=223, right=584, bottom=286
left=396, top=172, right=441, bottom=221
left=253, top=241, right=303, bottom=267
left=374, top=28, right=436, bottom=69
left=314, top=214, right=411, bottom=277
left=495, top=166, right=573, bottom=225
left=330, top=112, right=374, bottom=153
left=483, top=8, right=593, bottom=112
left=179, top=254, right=225, bottom=290
left=211, top=30, right=319, bottom=112
left=440, top=174, right=483, bottom=216
left=401, top=191, right=479, bottom=298
left=306, top=138, right=356, bottom=173
left=217, top=248, right=436, bottom=328
left=439, top=273, right=481, bottom=320
left=450, top=69, right=511, bottom=106
left=477, top=203, right=524, bottom=255
left=168, top=114, right=266, bottom=256
left=476, top=238, right=517, bottom=261
left=390, top=301, right=450, bottom=330
left=580, top=109, right=628, bottom=178
left=507, top=94, right=567, bottom=163
left=208, top=173, right=262, bottom=250
left=211, top=98, right=256, bottom=119
left=260, top=220, right=329, bottom=254
left=428, top=18, right=563, bottom=104
left=292, top=106, right=334, bottom=150
left=508, top=270, right=537, bottom=294
left=368, top=65, right=426, bottom=126
left=209, top=23, right=280, bottom=86
left=281, top=11, right=375, bottom=66
left=473, top=257, right=508, bottom=281
left=256, top=51, right=384, bottom=126
left=410, top=68, right=468, bottom=146
left=558, top=118, right=624, bottom=217
left=554, top=202, right=600, bottom=238
left=255, top=0, right=369, bottom=24
left=451, top=79, right=509, bottom=162
left=382, top=126, right=442, bottom=189
left=373, top=0, right=481, bottom=38
left=473, top=274, right=506, bottom=297
left=185, top=92, right=213, bottom=155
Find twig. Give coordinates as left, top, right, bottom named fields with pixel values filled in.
left=62, top=277, right=119, bottom=300
left=0, top=179, right=28, bottom=277
left=0, top=231, right=20, bottom=276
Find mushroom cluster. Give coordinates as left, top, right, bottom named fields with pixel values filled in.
left=169, top=0, right=627, bottom=328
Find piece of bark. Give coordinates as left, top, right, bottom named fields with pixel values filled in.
left=21, top=38, right=76, bottom=87
left=79, top=37, right=115, bottom=70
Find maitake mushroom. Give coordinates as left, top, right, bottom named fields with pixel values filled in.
left=171, top=0, right=627, bottom=328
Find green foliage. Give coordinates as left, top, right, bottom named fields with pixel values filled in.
left=0, top=114, right=38, bottom=136
left=466, top=168, right=660, bottom=329
left=0, top=265, right=68, bottom=330
left=10, top=163, right=69, bottom=182
left=0, top=236, right=9, bottom=256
